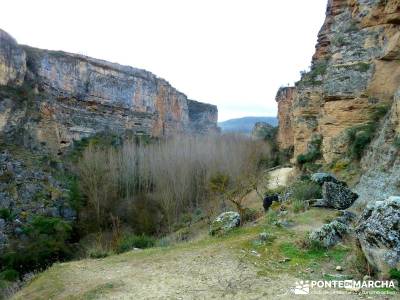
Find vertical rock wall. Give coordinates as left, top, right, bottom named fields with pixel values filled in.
left=0, top=29, right=218, bottom=152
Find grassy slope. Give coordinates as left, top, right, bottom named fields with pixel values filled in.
left=14, top=207, right=373, bottom=300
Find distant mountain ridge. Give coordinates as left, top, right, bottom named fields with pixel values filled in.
left=218, top=116, right=277, bottom=133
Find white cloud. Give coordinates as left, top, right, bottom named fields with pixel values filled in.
left=1, top=0, right=327, bottom=121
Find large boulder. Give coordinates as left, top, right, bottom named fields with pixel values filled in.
left=0, top=29, right=26, bottom=86
left=308, top=211, right=354, bottom=248
left=310, top=173, right=340, bottom=186
left=209, top=211, right=240, bottom=236
left=356, top=196, right=400, bottom=275
left=321, top=182, right=358, bottom=209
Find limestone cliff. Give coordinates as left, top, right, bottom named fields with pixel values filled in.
left=276, top=0, right=400, bottom=203
left=275, top=87, right=295, bottom=150
left=187, top=100, right=219, bottom=134
left=0, top=29, right=218, bottom=152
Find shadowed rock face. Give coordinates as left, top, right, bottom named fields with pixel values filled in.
left=356, top=196, right=400, bottom=275
left=0, top=29, right=218, bottom=151
left=275, top=87, right=295, bottom=150
left=187, top=100, right=219, bottom=134
left=276, top=0, right=400, bottom=163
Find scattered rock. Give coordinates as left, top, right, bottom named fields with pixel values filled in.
left=363, top=275, right=372, bottom=281
left=209, top=211, right=240, bottom=236
left=251, top=250, right=261, bottom=257
left=321, top=182, right=358, bottom=209
left=356, top=196, right=400, bottom=276
left=336, top=210, right=356, bottom=224
left=309, top=220, right=349, bottom=248
left=274, top=220, right=295, bottom=228
left=311, top=173, right=339, bottom=186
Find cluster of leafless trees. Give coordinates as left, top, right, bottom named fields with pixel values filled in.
left=76, top=134, right=272, bottom=233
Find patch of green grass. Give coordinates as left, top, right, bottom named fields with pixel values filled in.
left=292, top=199, right=306, bottom=213
left=279, top=242, right=348, bottom=266
left=389, top=268, right=400, bottom=280
left=116, top=234, right=156, bottom=254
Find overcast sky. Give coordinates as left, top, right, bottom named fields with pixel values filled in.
left=1, top=0, right=327, bottom=121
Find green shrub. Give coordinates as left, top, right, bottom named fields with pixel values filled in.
left=88, top=247, right=111, bottom=259
left=312, top=60, right=328, bottom=77
left=292, top=199, right=306, bottom=213
left=0, top=208, right=14, bottom=222
left=291, top=180, right=322, bottom=201
left=389, top=268, right=400, bottom=280
left=331, top=34, right=346, bottom=47
left=116, top=234, right=155, bottom=254
left=0, top=216, right=73, bottom=274
left=192, top=208, right=205, bottom=222
left=68, top=176, right=84, bottom=211
left=307, top=239, right=325, bottom=251
left=371, top=103, right=390, bottom=122
left=347, top=123, right=376, bottom=160
left=265, top=210, right=278, bottom=225
left=297, top=137, right=322, bottom=166
left=242, top=208, right=259, bottom=223
left=0, top=269, right=19, bottom=282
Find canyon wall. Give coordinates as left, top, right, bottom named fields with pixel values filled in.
left=0, top=29, right=218, bottom=152
left=276, top=0, right=400, bottom=203
left=275, top=86, right=295, bottom=150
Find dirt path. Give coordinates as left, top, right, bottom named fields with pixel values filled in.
left=267, top=167, right=294, bottom=190
left=14, top=236, right=298, bottom=299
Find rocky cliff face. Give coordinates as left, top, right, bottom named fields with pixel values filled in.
left=275, top=87, right=295, bottom=150
left=276, top=0, right=400, bottom=203
left=187, top=100, right=219, bottom=134
left=0, top=29, right=218, bottom=153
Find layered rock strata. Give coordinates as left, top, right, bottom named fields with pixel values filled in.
left=0, top=29, right=218, bottom=153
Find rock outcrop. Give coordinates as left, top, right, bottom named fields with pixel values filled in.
left=209, top=211, right=240, bottom=236
left=275, top=87, right=295, bottom=150
left=187, top=100, right=219, bottom=134
left=321, top=181, right=358, bottom=209
left=251, top=122, right=275, bottom=140
left=356, top=196, right=400, bottom=275
left=309, top=210, right=355, bottom=248
left=0, top=30, right=26, bottom=86
left=0, top=29, right=218, bottom=153
left=276, top=0, right=400, bottom=165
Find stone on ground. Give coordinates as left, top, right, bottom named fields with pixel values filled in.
left=209, top=211, right=240, bottom=236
